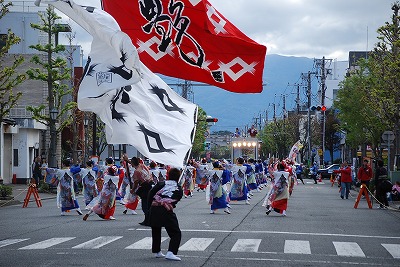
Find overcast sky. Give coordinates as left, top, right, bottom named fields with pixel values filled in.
left=65, top=0, right=395, bottom=61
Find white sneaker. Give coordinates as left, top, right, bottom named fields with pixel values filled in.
left=119, top=200, right=126, bottom=205
left=155, top=251, right=165, bottom=258
left=224, top=208, right=231, bottom=214
left=165, top=251, right=181, bottom=261
left=109, top=216, right=116, bottom=220
left=245, top=200, right=250, bottom=205
left=61, top=211, right=66, bottom=216
left=131, top=210, right=138, bottom=215
left=226, top=204, right=231, bottom=209
left=249, top=192, right=254, bottom=196
left=210, top=210, right=215, bottom=214
left=76, top=208, right=83, bottom=215
left=282, top=210, right=287, bottom=217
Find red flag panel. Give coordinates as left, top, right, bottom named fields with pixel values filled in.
left=102, top=0, right=267, bottom=93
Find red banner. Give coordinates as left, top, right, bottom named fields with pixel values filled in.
left=102, top=0, right=267, bottom=93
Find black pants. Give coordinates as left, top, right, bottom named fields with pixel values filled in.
left=296, top=173, right=304, bottom=184
left=151, top=222, right=181, bottom=254
left=311, top=174, right=317, bottom=184
left=376, top=184, right=389, bottom=207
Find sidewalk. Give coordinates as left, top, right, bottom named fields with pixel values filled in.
left=0, top=183, right=56, bottom=207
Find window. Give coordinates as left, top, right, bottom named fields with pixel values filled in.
left=13, top=149, right=18, bottom=167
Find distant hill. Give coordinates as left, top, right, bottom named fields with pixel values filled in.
left=189, top=54, right=315, bottom=132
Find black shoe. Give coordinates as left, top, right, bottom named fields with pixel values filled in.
left=138, top=221, right=150, bottom=226
left=340, top=195, right=344, bottom=199
left=123, top=209, right=127, bottom=215
left=266, top=210, right=271, bottom=215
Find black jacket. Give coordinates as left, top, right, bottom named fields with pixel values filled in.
left=147, top=181, right=183, bottom=228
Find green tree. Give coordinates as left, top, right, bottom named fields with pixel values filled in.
left=368, top=2, right=400, bottom=156
left=190, top=107, right=207, bottom=159
left=324, top=109, right=342, bottom=163
left=26, top=6, right=75, bottom=167
left=0, top=0, right=26, bottom=122
left=335, top=59, right=387, bottom=159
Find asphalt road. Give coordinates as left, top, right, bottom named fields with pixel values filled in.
left=0, top=179, right=399, bottom=267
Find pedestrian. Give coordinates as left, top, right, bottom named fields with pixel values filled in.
left=83, top=165, right=119, bottom=220
left=265, top=161, right=289, bottom=216
left=247, top=124, right=258, bottom=138
left=148, top=167, right=183, bottom=261
left=245, top=158, right=258, bottom=196
left=182, top=160, right=195, bottom=197
left=229, top=157, right=250, bottom=205
left=296, top=163, right=305, bottom=184
left=157, top=163, right=167, bottom=182
left=374, top=160, right=389, bottom=209
left=357, top=159, right=373, bottom=196
left=194, top=158, right=209, bottom=192
left=119, top=153, right=132, bottom=205
left=310, top=162, right=319, bottom=184
left=208, top=161, right=231, bottom=214
left=131, top=157, right=153, bottom=226
left=334, top=161, right=352, bottom=199
left=32, top=156, right=42, bottom=185
left=80, top=160, right=98, bottom=209
left=40, top=158, right=48, bottom=182
left=233, top=127, right=241, bottom=137
left=121, top=156, right=138, bottom=216
left=47, top=159, right=83, bottom=216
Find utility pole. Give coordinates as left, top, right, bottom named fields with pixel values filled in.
left=315, top=56, right=332, bottom=165
left=302, top=71, right=317, bottom=165
left=273, top=103, right=276, bottom=122
left=296, top=84, right=300, bottom=114
left=282, top=94, right=286, bottom=120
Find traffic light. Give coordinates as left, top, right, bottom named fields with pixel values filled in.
left=311, top=105, right=326, bottom=112
left=206, top=118, right=218, bottom=123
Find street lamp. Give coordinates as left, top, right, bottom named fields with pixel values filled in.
left=49, top=108, right=58, bottom=121
left=49, top=108, right=58, bottom=168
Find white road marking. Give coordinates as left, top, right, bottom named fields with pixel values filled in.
left=19, top=237, right=75, bottom=250
left=133, top=228, right=400, bottom=240
left=125, top=237, right=168, bottom=249
left=72, top=236, right=123, bottom=249
left=179, top=238, right=214, bottom=251
left=0, top=239, right=29, bottom=248
left=284, top=240, right=311, bottom=254
left=231, top=239, right=261, bottom=252
left=333, top=242, right=365, bottom=257
left=382, top=243, right=400, bottom=258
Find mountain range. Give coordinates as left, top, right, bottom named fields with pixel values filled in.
left=185, top=54, right=315, bottom=133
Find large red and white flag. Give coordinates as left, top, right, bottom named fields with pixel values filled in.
left=102, top=0, right=267, bottom=93
left=39, top=0, right=198, bottom=167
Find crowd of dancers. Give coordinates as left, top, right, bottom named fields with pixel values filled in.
left=43, top=155, right=303, bottom=260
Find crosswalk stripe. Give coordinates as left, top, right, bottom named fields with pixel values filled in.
left=0, top=239, right=29, bottom=248
left=284, top=240, right=311, bottom=254
left=333, top=242, right=365, bottom=257
left=72, top=236, right=123, bottom=249
left=179, top=238, right=214, bottom=251
left=19, top=238, right=75, bottom=250
left=125, top=237, right=168, bottom=249
left=382, top=243, right=400, bottom=259
left=231, top=239, right=262, bottom=252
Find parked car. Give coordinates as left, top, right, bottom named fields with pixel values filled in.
left=317, top=164, right=341, bottom=179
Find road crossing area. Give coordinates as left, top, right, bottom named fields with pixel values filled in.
left=1, top=235, right=399, bottom=259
